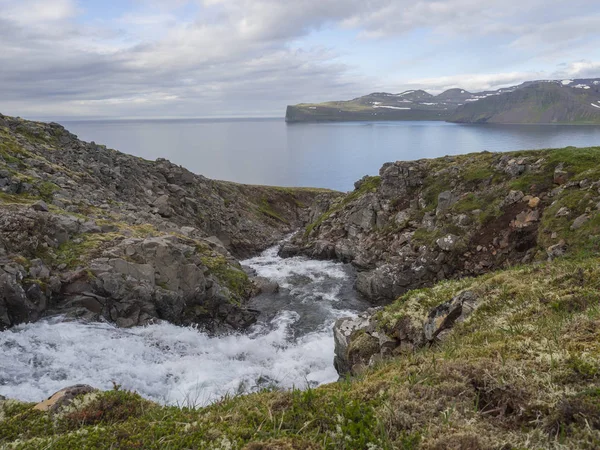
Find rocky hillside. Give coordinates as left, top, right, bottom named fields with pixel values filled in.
left=285, top=78, right=600, bottom=124
left=282, top=146, right=600, bottom=302
left=0, top=113, right=338, bottom=332
left=3, top=143, right=600, bottom=448
left=451, top=80, right=600, bottom=124
left=2, top=255, right=600, bottom=448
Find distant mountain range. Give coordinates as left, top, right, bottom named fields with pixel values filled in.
left=285, top=78, right=600, bottom=124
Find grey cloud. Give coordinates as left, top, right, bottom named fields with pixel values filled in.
left=1, top=0, right=600, bottom=119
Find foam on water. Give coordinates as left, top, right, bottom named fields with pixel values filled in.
left=0, top=243, right=368, bottom=405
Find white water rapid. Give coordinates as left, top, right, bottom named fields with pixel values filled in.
left=0, top=244, right=369, bottom=406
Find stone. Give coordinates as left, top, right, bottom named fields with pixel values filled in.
left=436, top=191, right=456, bottom=216
left=355, top=264, right=412, bottom=301
left=547, top=240, right=567, bottom=260
left=436, top=234, right=460, bottom=252
left=333, top=312, right=374, bottom=376
left=30, top=200, right=49, bottom=212
left=253, top=277, right=279, bottom=294
left=571, top=214, right=589, bottom=230
left=34, top=385, right=98, bottom=413
left=556, top=207, right=570, bottom=217
left=394, top=209, right=411, bottom=225
left=503, top=190, right=524, bottom=206
left=511, top=209, right=539, bottom=228
left=554, top=164, right=569, bottom=185
left=528, top=197, right=541, bottom=208
left=504, top=160, right=526, bottom=177
left=153, top=194, right=173, bottom=218
left=0, top=273, right=39, bottom=330
left=423, top=291, right=478, bottom=342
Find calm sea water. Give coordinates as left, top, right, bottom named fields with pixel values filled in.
left=62, top=119, right=600, bottom=191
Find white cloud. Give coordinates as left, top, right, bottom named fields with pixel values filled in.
left=0, top=0, right=78, bottom=24
left=0, top=0, right=599, bottom=118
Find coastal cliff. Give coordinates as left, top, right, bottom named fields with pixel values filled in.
left=0, top=113, right=339, bottom=332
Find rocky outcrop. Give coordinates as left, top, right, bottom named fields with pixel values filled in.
left=0, top=113, right=339, bottom=331
left=334, top=291, right=480, bottom=376
left=283, top=148, right=600, bottom=303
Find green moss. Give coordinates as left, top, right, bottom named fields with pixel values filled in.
left=0, top=191, right=37, bottom=205
left=37, top=181, right=59, bottom=202
left=462, top=166, right=494, bottom=182
left=53, top=232, right=124, bottom=268
left=451, top=193, right=486, bottom=213
left=411, top=228, right=444, bottom=247
left=258, top=197, right=288, bottom=223
left=200, top=255, right=252, bottom=301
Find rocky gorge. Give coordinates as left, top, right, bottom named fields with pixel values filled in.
left=280, top=145, right=600, bottom=377
left=2, top=114, right=600, bottom=448
left=0, top=113, right=339, bottom=332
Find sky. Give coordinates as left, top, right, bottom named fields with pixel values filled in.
left=1, top=0, right=600, bottom=120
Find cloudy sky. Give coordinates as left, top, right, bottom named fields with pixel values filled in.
left=2, top=0, right=600, bottom=120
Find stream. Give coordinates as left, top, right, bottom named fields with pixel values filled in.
left=0, top=243, right=369, bottom=406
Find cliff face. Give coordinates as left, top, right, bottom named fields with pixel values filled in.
left=282, top=146, right=600, bottom=302
left=450, top=81, right=600, bottom=124
left=0, top=114, right=339, bottom=331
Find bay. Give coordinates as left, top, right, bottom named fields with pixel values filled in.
left=62, top=118, right=600, bottom=191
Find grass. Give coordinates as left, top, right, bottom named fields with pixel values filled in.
left=53, top=232, right=126, bottom=269
left=258, top=197, right=288, bottom=223
left=3, top=256, right=600, bottom=448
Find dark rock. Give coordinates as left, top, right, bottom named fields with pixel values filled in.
left=253, top=277, right=279, bottom=294
left=436, top=190, right=457, bottom=216
left=31, top=200, right=49, bottom=212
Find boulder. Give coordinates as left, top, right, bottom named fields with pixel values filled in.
left=503, top=190, right=524, bottom=206
left=436, top=191, right=457, bottom=216
left=153, top=195, right=173, bottom=217
left=355, top=265, right=412, bottom=301
left=547, top=240, right=567, bottom=260
left=30, top=200, right=49, bottom=212
left=0, top=272, right=39, bottom=330
left=571, top=214, right=589, bottom=230
left=253, top=276, right=279, bottom=294
left=333, top=290, right=479, bottom=377
left=436, top=234, right=461, bottom=252
left=423, top=291, right=478, bottom=342
left=554, top=164, right=569, bottom=185
left=34, top=385, right=98, bottom=413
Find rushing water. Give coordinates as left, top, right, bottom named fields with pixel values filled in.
left=62, top=118, right=600, bottom=191
left=0, top=244, right=368, bottom=405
